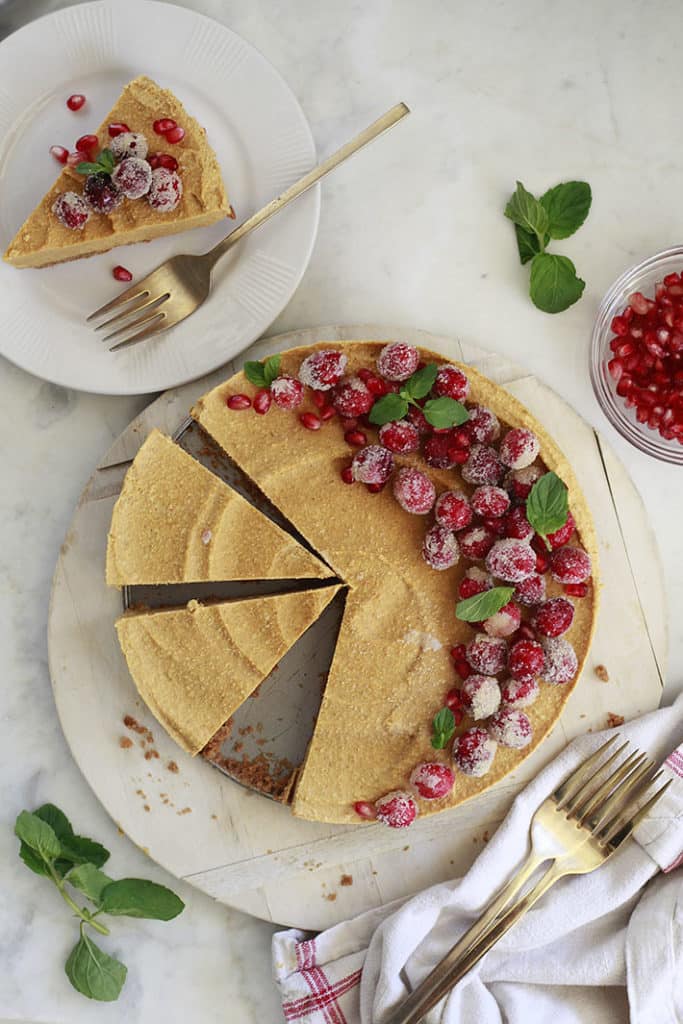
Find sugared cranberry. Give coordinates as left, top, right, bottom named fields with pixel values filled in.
left=483, top=601, right=521, bottom=638
left=459, top=525, right=496, bottom=560
left=424, top=432, right=457, bottom=469
left=112, top=265, right=132, bottom=282
left=409, top=762, right=455, bottom=800
left=471, top=485, right=510, bottom=519
left=500, top=676, right=540, bottom=709
left=541, top=636, right=578, bottom=684
left=341, top=465, right=354, bottom=484
left=393, top=467, right=436, bottom=514
left=377, top=342, right=420, bottom=381
left=458, top=566, right=492, bottom=599
left=351, top=445, right=394, bottom=485
left=533, top=597, right=575, bottom=638
left=153, top=117, right=177, bottom=135
left=406, top=404, right=431, bottom=434
left=453, top=728, right=497, bottom=777
left=514, top=573, right=546, bottom=607
left=466, top=633, right=508, bottom=675
left=354, top=800, right=377, bottom=820
left=165, top=125, right=185, bottom=144
left=462, top=445, right=503, bottom=486
left=332, top=376, right=374, bottom=417
left=148, top=167, right=182, bottom=212
left=485, top=538, right=536, bottom=583
left=461, top=674, right=501, bottom=720
left=434, top=364, right=469, bottom=401
left=434, top=490, right=473, bottom=531
left=83, top=172, right=122, bottom=214
left=52, top=191, right=89, bottom=230
left=300, top=412, right=322, bottom=431
left=546, top=510, right=576, bottom=549
left=253, top=389, right=272, bottom=415
left=467, top=405, right=500, bottom=444
left=75, top=133, right=98, bottom=157
left=489, top=708, right=532, bottom=749
left=345, top=429, right=367, bottom=446
left=500, top=428, right=540, bottom=469
left=375, top=790, right=418, bottom=828
left=505, top=465, right=544, bottom=501
left=227, top=394, right=251, bottom=410
left=299, top=349, right=347, bottom=390
left=508, top=639, right=544, bottom=681
left=49, top=145, right=69, bottom=164
left=422, top=524, right=460, bottom=570
left=66, top=93, right=86, bottom=111
left=379, top=419, right=420, bottom=453
left=111, top=157, right=152, bottom=199
left=503, top=505, right=534, bottom=540
left=108, top=122, right=130, bottom=137
left=270, top=375, right=304, bottom=410
left=550, top=547, right=592, bottom=585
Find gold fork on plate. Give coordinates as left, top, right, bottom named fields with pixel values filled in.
left=386, top=737, right=671, bottom=1024
left=87, top=102, right=410, bottom=351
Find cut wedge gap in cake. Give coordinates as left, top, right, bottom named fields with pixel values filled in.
left=126, top=576, right=343, bottom=612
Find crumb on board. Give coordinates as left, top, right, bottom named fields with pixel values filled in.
left=325, top=893, right=337, bottom=901
left=595, top=664, right=610, bottom=682
left=144, top=749, right=160, bottom=760
left=143, top=805, right=150, bottom=812
left=403, top=845, right=409, bottom=852
left=177, top=807, right=192, bottom=816
left=135, top=789, right=146, bottom=799
left=117, top=826, right=124, bottom=836
left=482, top=830, right=490, bottom=843
left=211, top=814, right=218, bottom=821
left=340, top=874, right=353, bottom=887
left=606, top=712, right=625, bottom=728
left=167, top=760, right=179, bottom=773
left=119, top=736, right=133, bottom=749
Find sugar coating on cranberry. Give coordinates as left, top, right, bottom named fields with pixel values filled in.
left=485, top=538, right=536, bottom=583
left=393, top=467, right=436, bottom=514
left=471, top=486, right=510, bottom=519
left=422, top=524, right=460, bottom=570
left=270, top=375, right=304, bottom=410
left=500, top=676, right=540, bottom=709
left=111, top=156, right=152, bottom=199
left=506, top=465, right=544, bottom=501
left=466, top=633, right=508, bottom=675
left=434, top=364, right=469, bottom=401
left=461, top=674, right=501, bottom=720
left=109, top=131, right=148, bottom=162
left=533, top=597, right=575, bottom=638
left=499, top=428, right=540, bottom=470
left=409, top=762, right=455, bottom=800
left=351, top=444, right=394, bottom=485
left=379, top=419, right=420, bottom=454
left=83, top=172, right=123, bottom=214
left=423, top=433, right=457, bottom=469
left=375, top=790, right=418, bottom=828
left=503, top=505, right=534, bottom=541
left=406, top=404, right=431, bottom=434
left=550, top=546, right=592, bottom=585
left=462, top=444, right=503, bottom=486
left=541, top=636, right=578, bottom=684
left=434, top=490, right=473, bottom=531
left=483, top=601, right=521, bottom=638
left=332, top=376, right=374, bottom=417
left=514, top=573, right=546, bottom=606
left=547, top=510, right=576, bottom=549
left=52, top=191, right=89, bottom=230
left=147, top=167, right=183, bottom=212
left=453, top=727, right=497, bottom=777
left=508, top=639, right=545, bottom=682
left=298, top=349, right=347, bottom=390
left=458, top=566, right=493, bottom=599
left=460, top=525, right=496, bottom=560
left=467, top=405, right=501, bottom=444
left=489, top=708, right=532, bottom=749
left=377, top=342, right=420, bottom=381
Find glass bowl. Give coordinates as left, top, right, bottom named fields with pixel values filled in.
left=590, top=245, right=683, bottom=465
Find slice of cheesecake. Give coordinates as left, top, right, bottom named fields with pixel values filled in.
left=106, top=429, right=333, bottom=586
left=116, top=588, right=340, bottom=755
left=4, top=75, right=229, bottom=268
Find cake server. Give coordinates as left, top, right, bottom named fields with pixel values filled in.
left=87, top=102, right=410, bottom=350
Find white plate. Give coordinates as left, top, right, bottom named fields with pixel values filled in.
left=0, top=0, right=319, bottom=394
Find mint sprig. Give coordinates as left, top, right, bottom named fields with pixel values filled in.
left=369, top=363, right=469, bottom=429
left=505, top=180, right=590, bottom=313
left=244, top=353, right=281, bottom=388
left=14, top=804, right=184, bottom=1002
left=456, top=586, right=515, bottom=623
left=75, top=148, right=115, bottom=176
left=526, top=471, right=568, bottom=550
left=431, top=707, right=456, bottom=750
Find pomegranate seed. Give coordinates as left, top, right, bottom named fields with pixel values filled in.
left=455, top=659, right=472, bottom=681
left=354, top=800, right=377, bottom=820
left=367, top=482, right=385, bottom=493
left=253, top=389, right=272, bottom=415
left=341, top=417, right=358, bottom=430
left=49, top=145, right=69, bottom=164
left=112, top=265, right=132, bottom=282
left=345, top=429, right=367, bottom=446
left=165, top=125, right=185, bottom=143
left=153, top=118, right=177, bottom=135
left=319, top=405, right=336, bottom=421
left=312, top=390, right=327, bottom=409
left=445, top=688, right=462, bottom=710
left=66, top=150, right=84, bottom=167
left=152, top=153, right=178, bottom=171
left=340, top=466, right=354, bottom=484
left=535, top=549, right=549, bottom=573
left=75, top=133, right=98, bottom=157
left=300, top=412, right=322, bottom=431
left=365, top=373, right=390, bottom=396
left=108, top=122, right=130, bottom=137
left=453, top=707, right=465, bottom=725
left=148, top=154, right=161, bottom=170
left=227, top=394, right=251, bottom=410
left=450, top=644, right=467, bottom=662
left=564, top=582, right=588, bottom=597
left=66, top=93, right=86, bottom=111
left=610, top=315, right=628, bottom=336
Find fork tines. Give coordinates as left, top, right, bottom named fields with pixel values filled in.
left=88, top=282, right=170, bottom=351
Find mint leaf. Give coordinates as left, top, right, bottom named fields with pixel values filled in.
left=76, top=161, right=104, bottom=175
left=35, top=804, right=74, bottom=840
left=422, top=396, right=469, bottom=429
left=19, top=842, right=51, bottom=877
left=69, top=864, right=114, bottom=905
left=100, top=879, right=185, bottom=921
left=15, top=811, right=61, bottom=864
left=514, top=224, right=549, bottom=265
left=540, top=181, right=592, bottom=240
left=505, top=181, right=549, bottom=242
left=529, top=253, right=585, bottom=313
left=456, top=586, right=515, bottom=623
left=431, top=707, right=456, bottom=750
left=262, top=354, right=281, bottom=386
left=60, top=835, right=110, bottom=870
left=99, top=148, right=115, bottom=173
left=526, top=471, right=568, bottom=549
left=368, top=393, right=409, bottom=426
left=65, top=934, right=127, bottom=1002
left=404, top=363, right=438, bottom=400
left=243, top=361, right=268, bottom=388
left=76, top=149, right=115, bottom=177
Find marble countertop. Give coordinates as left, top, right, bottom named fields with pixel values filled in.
left=1, top=1, right=681, bottom=1021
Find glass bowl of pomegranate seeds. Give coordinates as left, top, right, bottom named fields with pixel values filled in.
left=591, top=246, right=683, bottom=464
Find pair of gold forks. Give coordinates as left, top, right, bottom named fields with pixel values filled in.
left=387, top=736, right=670, bottom=1024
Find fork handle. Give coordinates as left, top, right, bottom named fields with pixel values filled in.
left=204, top=102, right=410, bottom=266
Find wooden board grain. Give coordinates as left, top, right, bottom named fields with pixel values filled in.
left=48, top=324, right=666, bottom=930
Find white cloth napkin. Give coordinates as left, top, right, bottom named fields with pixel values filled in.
left=273, top=695, right=683, bottom=1023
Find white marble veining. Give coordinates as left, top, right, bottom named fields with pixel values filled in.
left=1, top=1, right=682, bottom=1021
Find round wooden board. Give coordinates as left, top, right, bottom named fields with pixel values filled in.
left=48, top=325, right=667, bottom=930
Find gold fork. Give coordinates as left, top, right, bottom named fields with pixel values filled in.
left=386, top=739, right=671, bottom=1024
left=87, top=102, right=410, bottom=351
